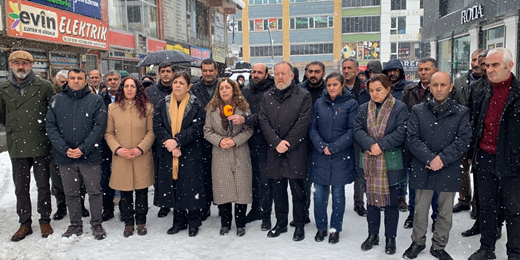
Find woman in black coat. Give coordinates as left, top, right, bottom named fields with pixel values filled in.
left=153, top=72, right=206, bottom=237
left=354, top=74, right=408, bottom=255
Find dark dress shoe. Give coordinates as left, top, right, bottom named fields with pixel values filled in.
left=404, top=215, right=413, bottom=229
left=385, top=237, right=396, bottom=255
left=328, top=231, right=339, bottom=244
left=201, top=208, right=211, bottom=221
left=82, top=205, right=90, bottom=217
left=315, top=230, right=327, bottom=242
left=293, top=227, right=305, bottom=241
left=245, top=208, right=262, bottom=223
left=452, top=203, right=471, bottom=213
left=471, top=207, right=478, bottom=219
left=267, top=226, right=287, bottom=238
left=468, top=248, right=496, bottom=260
left=261, top=218, right=272, bottom=231
left=157, top=207, right=171, bottom=218
left=398, top=196, right=408, bottom=212
left=361, top=234, right=379, bottom=251
left=53, top=207, right=67, bottom=220
left=403, top=242, right=426, bottom=259
left=102, top=210, right=114, bottom=221
left=220, top=226, right=230, bottom=236
left=167, top=225, right=186, bottom=235
left=354, top=205, right=367, bottom=217
left=188, top=227, right=198, bottom=237
left=236, top=228, right=246, bottom=237
left=430, top=247, right=453, bottom=260
left=462, top=222, right=480, bottom=237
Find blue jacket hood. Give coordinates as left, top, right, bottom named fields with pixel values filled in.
left=382, top=59, right=406, bottom=81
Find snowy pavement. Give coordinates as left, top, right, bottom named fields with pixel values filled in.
left=0, top=152, right=508, bottom=260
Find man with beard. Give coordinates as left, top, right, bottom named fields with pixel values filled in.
left=0, top=50, right=55, bottom=241
left=228, top=63, right=275, bottom=230
left=99, top=70, right=121, bottom=221
left=297, top=61, right=326, bottom=226
left=467, top=47, right=520, bottom=260
left=146, top=62, right=175, bottom=218
left=452, top=49, right=485, bottom=215
left=259, top=61, right=312, bottom=241
left=382, top=59, right=412, bottom=101
left=342, top=58, right=369, bottom=217
left=88, top=70, right=106, bottom=94
left=191, top=58, right=219, bottom=221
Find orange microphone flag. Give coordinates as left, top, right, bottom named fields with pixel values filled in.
left=224, top=105, right=234, bottom=117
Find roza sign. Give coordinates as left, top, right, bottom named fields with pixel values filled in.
left=461, top=4, right=484, bottom=25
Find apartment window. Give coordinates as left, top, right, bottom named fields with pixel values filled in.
left=290, top=43, right=333, bottom=55
left=290, top=16, right=333, bottom=30
left=391, top=0, right=406, bottom=10
left=390, top=16, right=406, bottom=34
left=249, top=0, right=280, bottom=4
left=342, top=16, right=380, bottom=33
left=250, top=45, right=283, bottom=57
left=391, top=42, right=397, bottom=60
left=108, top=0, right=158, bottom=37
left=342, top=0, right=380, bottom=7
left=250, top=18, right=283, bottom=32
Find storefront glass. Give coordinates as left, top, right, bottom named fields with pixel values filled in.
left=483, top=25, right=505, bottom=50
left=437, top=38, right=452, bottom=77
left=453, top=35, right=470, bottom=78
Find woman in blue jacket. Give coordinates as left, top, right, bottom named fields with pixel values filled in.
left=354, top=74, right=408, bottom=255
left=308, top=72, right=359, bottom=244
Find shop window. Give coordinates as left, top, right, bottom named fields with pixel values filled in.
left=484, top=26, right=505, bottom=49
left=391, top=0, right=406, bottom=10
left=391, top=16, right=406, bottom=34
left=453, top=35, right=471, bottom=78
left=437, top=39, right=452, bottom=76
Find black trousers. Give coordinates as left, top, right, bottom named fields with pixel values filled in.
left=100, top=156, right=115, bottom=212
left=120, top=188, right=148, bottom=226
left=250, top=148, right=273, bottom=218
left=271, top=178, right=305, bottom=228
left=476, top=151, right=520, bottom=258
left=367, top=184, right=400, bottom=238
left=219, top=203, right=247, bottom=228
left=174, top=209, right=202, bottom=229
left=12, top=156, right=51, bottom=226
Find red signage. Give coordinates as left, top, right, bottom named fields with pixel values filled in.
left=6, top=0, right=109, bottom=50
left=109, top=30, right=135, bottom=49
left=147, top=38, right=167, bottom=52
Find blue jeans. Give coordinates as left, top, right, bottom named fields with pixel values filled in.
left=313, top=183, right=346, bottom=232
left=407, top=168, right=439, bottom=220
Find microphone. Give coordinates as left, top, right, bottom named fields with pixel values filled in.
left=223, top=105, right=234, bottom=132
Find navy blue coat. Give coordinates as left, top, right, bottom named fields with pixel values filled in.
left=354, top=99, right=408, bottom=185
left=309, top=89, right=359, bottom=186
left=407, top=99, right=471, bottom=192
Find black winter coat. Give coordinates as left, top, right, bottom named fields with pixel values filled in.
left=354, top=100, right=408, bottom=185
left=153, top=94, right=206, bottom=210
left=46, top=85, right=107, bottom=165
left=469, top=74, right=520, bottom=177
left=259, top=83, right=312, bottom=179
left=191, top=80, right=218, bottom=107
left=407, top=99, right=471, bottom=192
left=146, top=81, right=172, bottom=108
left=309, top=89, right=359, bottom=185
left=242, top=77, right=274, bottom=149
left=99, top=90, right=115, bottom=161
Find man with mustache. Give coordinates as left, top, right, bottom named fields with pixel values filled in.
left=0, top=50, right=55, bottom=241
left=381, top=59, right=412, bottom=101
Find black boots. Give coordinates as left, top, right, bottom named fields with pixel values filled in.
left=328, top=231, right=339, bottom=244
left=53, top=206, right=67, bottom=220
left=293, top=227, right=305, bottom=241
left=315, top=230, right=327, bottom=242
left=385, top=237, right=396, bottom=255
left=267, top=226, right=287, bottom=238
left=403, top=242, right=426, bottom=259
left=361, top=234, right=379, bottom=251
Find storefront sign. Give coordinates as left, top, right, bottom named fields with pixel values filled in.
left=108, top=30, right=134, bottom=49
left=390, top=9, right=423, bottom=17
left=28, top=0, right=101, bottom=19
left=461, top=4, right=484, bottom=25
left=190, top=46, right=211, bottom=67
left=401, top=60, right=419, bottom=71
left=389, top=33, right=421, bottom=42
left=167, top=43, right=190, bottom=54
left=342, top=41, right=380, bottom=60
left=147, top=38, right=166, bottom=52
left=109, top=48, right=139, bottom=60
left=6, top=0, right=108, bottom=50
left=211, top=47, right=226, bottom=63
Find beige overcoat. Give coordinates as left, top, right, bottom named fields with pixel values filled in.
left=203, top=106, right=253, bottom=205
left=105, top=102, right=155, bottom=191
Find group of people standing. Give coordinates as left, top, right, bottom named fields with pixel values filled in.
left=1, top=48, right=519, bottom=260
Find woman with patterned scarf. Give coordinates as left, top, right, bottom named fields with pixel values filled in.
left=153, top=72, right=207, bottom=237
left=203, top=78, right=253, bottom=237
left=354, top=74, right=409, bottom=255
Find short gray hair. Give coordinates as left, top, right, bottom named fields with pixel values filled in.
left=104, top=70, right=120, bottom=80
left=55, top=70, right=68, bottom=82
left=487, top=48, right=513, bottom=65
left=341, top=58, right=359, bottom=69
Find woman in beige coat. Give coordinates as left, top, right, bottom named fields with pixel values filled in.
left=105, top=77, right=155, bottom=237
left=204, top=78, right=253, bottom=237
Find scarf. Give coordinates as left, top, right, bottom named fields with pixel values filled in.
left=169, top=93, right=190, bottom=180
left=427, top=96, right=452, bottom=117
left=219, top=102, right=236, bottom=131
left=9, top=70, right=35, bottom=96
left=363, top=94, right=395, bottom=207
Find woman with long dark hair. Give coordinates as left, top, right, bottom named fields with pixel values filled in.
left=354, top=74, right=408, bottom=255
left=203, top=78, right=253, bottom=237
left=153, top=72, right=206, bottom=237
left=105, top=76, right=155, bottom=237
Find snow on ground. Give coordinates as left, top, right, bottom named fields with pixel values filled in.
left=0, top=151, right=508, bottom=260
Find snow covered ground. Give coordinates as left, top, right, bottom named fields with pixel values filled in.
left=0, top=151, right=508, bottom=260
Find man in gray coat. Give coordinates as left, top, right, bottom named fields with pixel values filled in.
left=0, top=50, right=55, bottom=242
left=259, top=61, right=312, bottom=242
